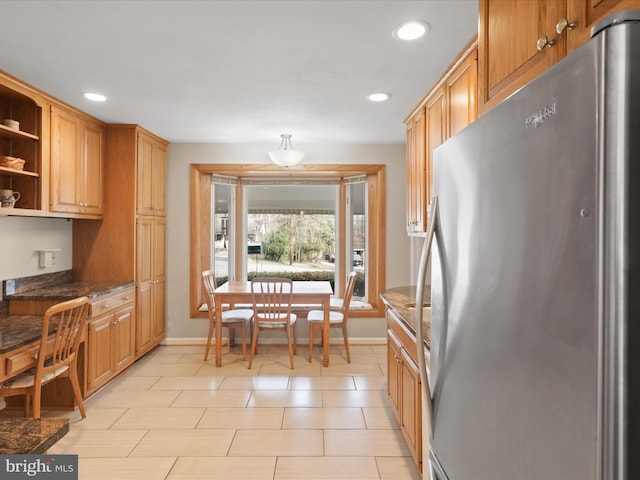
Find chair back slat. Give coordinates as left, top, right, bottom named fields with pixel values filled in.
left=341, top=271, right=358, bottom=316
left=251, top=278, right=293, bottom=323
left=202, top=270, right=218, bottom=316
left=37, top=297, right=90, bottom=378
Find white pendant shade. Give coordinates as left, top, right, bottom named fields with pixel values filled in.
left=268, top=134, right=305, bottom=167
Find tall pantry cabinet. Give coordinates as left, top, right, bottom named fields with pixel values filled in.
left=73, top=125, right=168, bottom=357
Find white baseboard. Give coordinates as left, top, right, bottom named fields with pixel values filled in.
left=160, top=337, right=386, bottom=346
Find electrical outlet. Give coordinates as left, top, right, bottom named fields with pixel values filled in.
left=36, top=249, right=61, bottom=268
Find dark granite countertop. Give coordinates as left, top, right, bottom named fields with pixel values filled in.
left=0, top=314, right=53, bottom=354
left=1, top=280, right=133, bottom=354
left=380, top=285, right=431, bottom=348
left=6, top=281, right=135, bottom=302
left=0, top=418, right=69, bottom=454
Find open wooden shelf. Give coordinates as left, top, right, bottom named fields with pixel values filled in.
left=0, top=207, right=43, bottom=216
left=0, top=123, right=39, bottom=141
left=0, top=165, right=39, bottom=177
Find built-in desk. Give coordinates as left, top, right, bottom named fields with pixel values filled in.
left=0, top=314, right=57, bottom=383
left=1, top=280, right=136, bottom=411
left=7, top=281, right=135, bottom=315
left=0, top=313, right=86, bottom=412
left=0, top=418, right=69, bottom=454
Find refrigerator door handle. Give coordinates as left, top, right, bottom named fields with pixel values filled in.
left=416, top=195, right=438, bottom=441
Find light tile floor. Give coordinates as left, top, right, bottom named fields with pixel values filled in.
left=7, top=344, right=421, bottom=480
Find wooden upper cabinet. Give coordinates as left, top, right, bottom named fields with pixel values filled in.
left=50, top=105, right=80, bottom=214
left=50, top=103, right=103, bottom=217
left=136, top=131, right=166, bottom=216
left=81, top=119, right=104, bottom=215
left=479, top=0, right=638, bottom=114
left=136, top=133, right=153, bottom=215
left=425, top=84, right=446, bottom=211
left=404, top=39, right=478, bottom=234
left=406, top=108, right=426, bottom=234
left=478, top=0, right=566, bottom=114
left=447, top=49, right=478, bottom=137
left=152, top=142, right=166, bottom=216
left=566, top=0, right=639, bottom=53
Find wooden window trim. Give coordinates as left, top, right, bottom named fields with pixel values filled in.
left=189, top=163, right=386, bottom=319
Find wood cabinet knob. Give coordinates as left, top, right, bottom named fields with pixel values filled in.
left=537, top=35, right=555, bottom=51
left=556, top=17, right=576, bottom=35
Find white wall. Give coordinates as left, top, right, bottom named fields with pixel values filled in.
left=165, top=143, right=412, bottom=343
left=0, top=216, right=73, bottom=297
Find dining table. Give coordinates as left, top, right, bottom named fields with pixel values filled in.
left=213, top=280, right=334, bottom=368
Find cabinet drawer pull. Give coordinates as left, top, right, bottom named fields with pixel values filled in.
left=32, top=352, right=39, bottom=360
left=556, top=17, right=576, bottom=35
left=102, top=304, right=110, bottom=309
left=536, top=35, right=555, bottom=51
left=122, top=296, right=130, bottom=301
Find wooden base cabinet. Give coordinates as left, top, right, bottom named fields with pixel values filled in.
left=86, top=288, right=135, bottom=394
left=400, top=347, right=421, bottom=462
left=387, top=331, right=402, bottom=420
left=387, top=309, right=425, bottom=472
left=135, top=217, right=166, bottom=356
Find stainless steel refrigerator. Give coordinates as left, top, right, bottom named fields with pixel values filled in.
left=414, top=10, right=640, bottom=480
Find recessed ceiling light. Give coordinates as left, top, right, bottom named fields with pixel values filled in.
left=367, top=92, right=391, bottom=102
left=393, top=21, right=430, bottom=41
left=84, top=92, right=107, bottom=102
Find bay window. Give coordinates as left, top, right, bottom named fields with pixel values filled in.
left=190, top=164, right=386, bottom=318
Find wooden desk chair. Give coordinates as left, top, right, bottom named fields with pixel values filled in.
left=202, top=270, right=254, bottom=362
left=308, top=271, right=357, bottom=363
left=0, top=296, right=90, bottom=419
left=249, top=278, right=297, bottom=369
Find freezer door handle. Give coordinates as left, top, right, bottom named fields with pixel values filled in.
left=416, top=195, right=438, bottom=440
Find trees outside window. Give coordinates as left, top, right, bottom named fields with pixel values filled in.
left=246, top=183, right=337, bottom=280
left=257, top=213, right=335, bottom=265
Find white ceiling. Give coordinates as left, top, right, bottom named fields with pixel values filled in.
left=0, top=0, right=478, bottom=145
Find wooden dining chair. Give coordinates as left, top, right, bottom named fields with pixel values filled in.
left=249, top=277, right=297, bottom=369
left=202, top=270, right=254, bottom=362
left=307, top=271, right=357, bottom=363
left=0, top=296, right=90, bottom=419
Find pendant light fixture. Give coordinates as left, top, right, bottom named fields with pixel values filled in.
left=268, top=134, right=305, bottom=167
